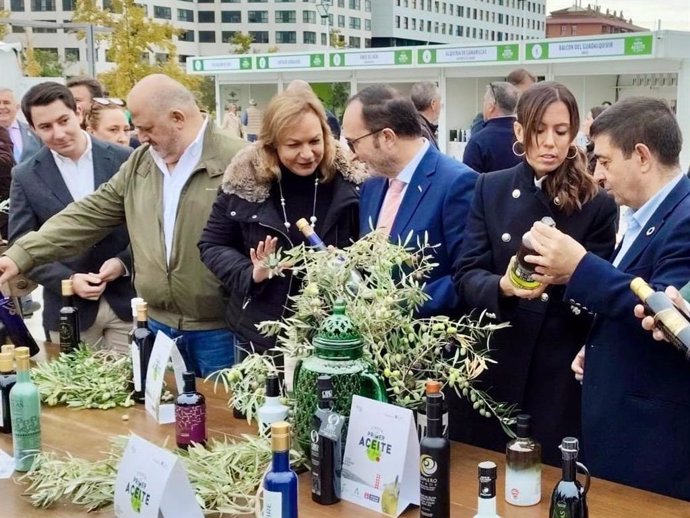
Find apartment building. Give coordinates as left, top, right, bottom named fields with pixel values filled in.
left=3, top=0, right=545, bottom=75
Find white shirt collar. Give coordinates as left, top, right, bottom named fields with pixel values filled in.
left=395, top=138, right=430, bottom=184
left=50, top=131, right=92, bottom=164
left=150, top=117, right=208, bottom=175
left=533, top=174, right=547, bottom=190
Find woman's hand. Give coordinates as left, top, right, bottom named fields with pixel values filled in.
left=498, top=256, right=548, bottom=300
left=250, top=235, right=283, bottom=283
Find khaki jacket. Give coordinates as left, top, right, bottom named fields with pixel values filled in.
left=6, top=122, right=246, bottom=330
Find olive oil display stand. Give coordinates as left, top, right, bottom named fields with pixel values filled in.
left=341, top=395, right=420, bottom=517
left=114, top=434, right=202, bottom=518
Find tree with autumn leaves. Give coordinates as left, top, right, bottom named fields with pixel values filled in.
left=72, top=0, right=200, bottom=98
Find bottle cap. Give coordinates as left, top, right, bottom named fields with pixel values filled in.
left=136, top=301, right=148, bottom=322
left=182, top=371, right=195, bottom=384
left=16, top=355, right=29, bottom=371
left=317, top=374, right=334, bottom=400
left=560, top=436, right=579, bottom=460
left=540, top=216, right=556, bottom=228
left=61, top=279, right=74, bottom=296
left=516, top=414, right=531, bottom=438
left=296, top=218, right=312, bottom=234
left=425, top=380, right=441, bottom=395
left=131, top=297, right=145, bottom=318
left=478, top=460, right=497, bottom=478
left=14, top=346, right=30, bottom=358
left=630, top=277, right=653, bottom=300
left=0, top=352, right=13, bottom=372
left=271, top=421, right=291, bottom=452
left=1, top=344, right=14, bottom=356
left=266, top=374, right=281, bottom=398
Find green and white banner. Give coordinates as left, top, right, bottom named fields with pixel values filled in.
left=189, top=56, right=252, bottom=73
left=330, top=49, right=412, bottom=67
left=418, top=44, right=519, bottom=65
left=256, top=53, right=325, bottom=70
left=527, top=34, right=653, bottom=61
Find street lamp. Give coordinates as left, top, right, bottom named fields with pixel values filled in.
left=316, top=0, right=333, bottom=59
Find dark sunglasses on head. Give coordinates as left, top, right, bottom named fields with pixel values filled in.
left=92, top=97, right=125, bottom=107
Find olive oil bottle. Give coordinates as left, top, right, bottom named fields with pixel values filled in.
left=505, top=414, right=542, bottom=506
left=419, top=380, right=450, bottom=518
left=59, top=279, right=80, bottom=353
left=549, top=437, right=590, bottom=518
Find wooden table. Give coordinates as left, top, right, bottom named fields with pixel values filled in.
left=1, top=365, right=689, bottom=517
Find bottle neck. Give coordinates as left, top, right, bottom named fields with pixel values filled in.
left=272, top=450, right=291, bottom=472
left=16, top=367, right=31, bottom=384
left=317, top=398, right=333, bottom=410
left=562, top=457, right=577, bottom=482
left=183, top=378, right=197, bottom=394
left=477, top=496, right=497, bottom=517
left=62, top=294, right=73, bottom=306
left=137, top=319, right=148, bottom=329
left=425, top=394, right=443, bottom=438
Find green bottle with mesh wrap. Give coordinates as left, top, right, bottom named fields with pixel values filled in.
left=292, top=299, right=387, bottom=456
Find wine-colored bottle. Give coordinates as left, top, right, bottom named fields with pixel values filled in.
left=175, top=371, right=207, bottom=449
left=509, top=217, right=556, bottom=290
left=0, top=351, right=16, bottom=434
left=59, top=279, right=80, bottom=353
left=10, top=347, right=41, bottom=471
left=133, top=302, right=154, bottom=404
left=264, top=421, right=299, bottom=518
left=128, top=297, right=144, bottom=401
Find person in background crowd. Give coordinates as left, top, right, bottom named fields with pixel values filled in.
left=0, top=74, right=246, bottom=376
left=242, top=98, right=263, bottom=142
left=66, top=76, right=105, bottom=128
left=345, top=84, right=478, bottom=317
left=577, top=105, right=607, bottom=174
left=529, top=97, right=690, bottom=499
left=0, top=127, right=14, bottom=239
left=463, top=81, right=521, bottom=174
left=85, top=97, right=131, bottom=148
left=285, top=80, right=342, bottom=140
left=0, top=89, right=41, bottom=163
left=221, top=103, right=244, bottom=139
left=410, top=81, right=441, bottom=149
left=452, top=81, right=617, bottom=465
left=470, top=68, right=537, bottom=136
left=9, top=82, right=134, bottom=352
left=198, top=90, right=364, bottom=355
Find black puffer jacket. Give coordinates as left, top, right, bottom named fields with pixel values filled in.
left=198, top=142, right=366, bottom=351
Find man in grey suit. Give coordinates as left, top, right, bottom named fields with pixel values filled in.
left=0, top=88, right=41, bottom=163
left=9, top=82, right=134, bottom=352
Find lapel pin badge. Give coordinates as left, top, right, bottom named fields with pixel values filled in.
left=417, top=185, right=422, bottom=192
left=646, top=226, right=655, bottom=236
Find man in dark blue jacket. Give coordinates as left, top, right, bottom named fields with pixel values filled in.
left=525, top=97, right=690, bottom=501
left=463, top=81, right=520, bottom=174
left=342, top=84, right=478, bottom=317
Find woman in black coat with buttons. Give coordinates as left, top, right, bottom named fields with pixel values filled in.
left=451, top=82, right=618, bottom=465
left=198, top=90, right=366, bottom=354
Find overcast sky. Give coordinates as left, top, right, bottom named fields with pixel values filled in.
left=546, top=0, right=690, bottom=31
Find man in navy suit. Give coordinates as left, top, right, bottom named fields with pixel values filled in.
left=524, top=97, right=690, bottom=500
left=9, top=82, right=134, bottom=352
left=341, top=84, right=478, bottom=317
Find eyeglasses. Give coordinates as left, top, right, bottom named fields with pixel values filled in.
left=92, top=97, right=125, bottom=107
left=345, top=128, right=384, bottom=153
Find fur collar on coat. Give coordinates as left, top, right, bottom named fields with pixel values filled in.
left=221, top=140, right=367, bottom=203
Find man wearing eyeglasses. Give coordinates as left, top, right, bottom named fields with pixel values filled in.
left=463, top=81, right=521, bottom=174
left=7, top=81, right=134, bottom=352
left=343, top=84, right=478, bottom=317
left=0, top=75, right=246, bottom=377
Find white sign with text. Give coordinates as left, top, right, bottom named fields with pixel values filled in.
left=341, top=396, right=420, bottom=517
left=144, top=331, right=187, bottom=424
left=114, top=434, right=202, bottom=518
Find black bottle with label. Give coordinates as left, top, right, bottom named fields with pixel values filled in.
left=419, top=380, right=450, bottom=518
left=311, top=375, right=342, bottom=505
left=549, top=437, right=590, bottom=518
left=0, top=351, right=16, bottom=433
left=59, top=279, right=80, bottom=353
left=133, top=302, right=154, bottom=404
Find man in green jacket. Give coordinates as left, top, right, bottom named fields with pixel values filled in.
left=0, top=74, right=246, bottom=376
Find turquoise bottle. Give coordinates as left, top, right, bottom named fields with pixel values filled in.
left=10, top=346, right=41, bottom=471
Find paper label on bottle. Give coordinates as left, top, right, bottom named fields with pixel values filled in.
left=262, top=489, right=282, bottom=518
left=131, top=342, right=142, bottom=392
left=505, top=466, right=541, bottom=505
